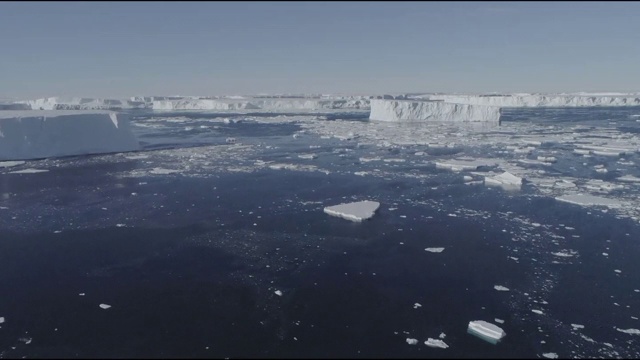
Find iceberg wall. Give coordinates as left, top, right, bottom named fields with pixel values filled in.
left=369, top=99, right=502, bottom=123
left=151, top=98, right=370, bottom=111
left=0, top=111, right=140, bottom=160
left=427, top=94, right=640, bottom=107
left=15, top=97, right=149, bottom=110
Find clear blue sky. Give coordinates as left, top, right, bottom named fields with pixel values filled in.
left=1, top=1, right=639, bottom=98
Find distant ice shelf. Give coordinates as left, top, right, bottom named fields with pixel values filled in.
left=425, top=94, right=640, bottom=107
left=0, top=111, right=140, bottom=161
left=323, top=200, right=380, bottom=222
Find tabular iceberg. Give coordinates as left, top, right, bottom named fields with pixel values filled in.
left=0, top=111, right=140, bottom=161
left=369, top=99, right=502, bottom=123
left=426, top=94, right=640, bottom=107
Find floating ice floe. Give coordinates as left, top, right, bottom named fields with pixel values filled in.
left=298, top=154, right=317, bottom=159
left=99, top=304, right=111, bottom=309
left=571, top=324, right=584, bottom=330
left=413, top=303, right=422, bottom=309
left=323, top=200, right=380, bottom=222
left=0, top=317, right=4, bottom=324
left=406, top=338, right=419, bottom=345
left=8, top=168, right=49, bottom=174
left=467, top=320, right=506, bottom=344
left=425, top=247, right=445, bottom=253
left=616, top=328, right=640, bottom=335
left=555, top=194, right=622, bottom=208
left=484, top=172, right=523, bottom=189
left=532, top=309, right=544, bottom=315
left=274, top=290, right=283, bottom=296
left=424, top=338, right=449, bottom=349
left=494, top=285, right=510, bottom=292
left=542, top=352, right=559, bottom=359
left=0, top=161, right=25, bottom=168
left=617, top=175, right=640, bottom=183
left=435, top=159, right=497, bottom=171
left=149, top=168, right=181, bottom=175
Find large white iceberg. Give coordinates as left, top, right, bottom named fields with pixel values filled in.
left=152, top=98, right=370, bottom=111
left=323, top=200, right=380, bottom=222
left=0, top=111, right=140, bottom=160
left=369, top=99, right=502, bottom=123
left=15, top=97, right=147, bottom=110
left=467, top=320, right=506, bottom=344
left=426, top=94, right=640, bottom=107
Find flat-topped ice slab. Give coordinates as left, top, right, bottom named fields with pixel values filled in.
left=0, top=111, right=140, bottom=160
left=369, top=99, right=501, bottom=123
left=485, top=171, right=523, bottom=189
left=555, top=194, right=622, bottom=208
left=467, top=320, right=506, bottom=344
left=323, top=200, right=380, bottom=222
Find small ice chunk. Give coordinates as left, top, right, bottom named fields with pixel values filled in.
left=99, top=304, right=111, bottom=309
left=0, top=317, right=4, bottom=324
left=0, top=161, right=25, bottom=168
left=495, top=318, right=504, bottom=324
left=542, top=353, right=558, bottom=359
left=274, top=290, right=283, bottom=296
left=424, top=338, right=449, bottom=349
left=615, top=269, right=622, bottom=273
left=494, top=285, right=510, bottom=292
left=532, top=309, right=544, bottom=315
left=413, top=303, right=422, bottom=309
left=323, top=200, right=380, bottom=222
left=555, top=194, right=622, bottom=208
left=406, top=338, right=418, bottom=345
left=225, top=137, right=237, bottom=144
left=79, top=293, right=85, bottom=296
left=439, top=332, right=446, bottom=339
left=571, top=324, right=584, bottom=330
left=9, top=168, right=49, bottom=174
left=425, top=247, right=445, bottom=253
left=467, top=320, right=506, bottom=344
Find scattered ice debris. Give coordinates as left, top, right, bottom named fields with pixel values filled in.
left=552, top=250, right=577, bottom=257
left=439, top=333, right=446, bottom=339
left=555, top=194, right=622, bottom=208
left=484, top=171, right=523, bottom=189
left=323, top=200, right=380, bottom=222
left=9, top=168, right=49, bottom=174
left=616, top=328, right=640, bottom=335
left=467, top=320, right=506, bottom=344
left=116, top=224, right=125, bottom=227
left=19, top=337, right=32, bottom=345
left=99, top=304, right=111, bottom=309
left=495, top=318, right=505, bottom=324
left=617, top=175, right=640, bottom=183
left=406, top=338, right=419, bottom=345
left=571, top=324, right=584, bottom=330
left=298, top=154, right=317, bottom=160
left=435, top=159, right=496, bottom=172
left=413, top=303, right=422, bottom=309
left=532, top=309, right=544, bottom=315
left=542, top=352, right=559, bottom=359
left=494, top=285, right=510, bottom=292
left=424, top=338, right=449, bottom=349
left=274, top=290, right=283, bottom=296
left=425, top=247, right=445, bottom=253
left=149, top=168, right=181, bottom=175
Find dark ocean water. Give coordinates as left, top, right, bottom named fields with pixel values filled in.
left=0, top=108, right=640, bottom=358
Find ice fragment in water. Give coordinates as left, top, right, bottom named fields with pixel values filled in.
left=323, top=200, right=380, bottom=222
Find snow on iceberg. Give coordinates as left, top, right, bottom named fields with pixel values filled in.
left=323, top=200, right=380, bottom=222
left=467, top=320, right=506, bottom=344
left=0, top=111, right=140, bottom=161
left=369, top=99, right=502, bottom=123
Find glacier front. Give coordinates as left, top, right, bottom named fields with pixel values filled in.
left=0, top=111, right=140, bottom=161
left=369, top=99, right=502, bottom=123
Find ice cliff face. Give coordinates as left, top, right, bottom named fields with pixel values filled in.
left=426, top=94, right=640, bottom=107
left=0, top=111, right=140, bottom=160
left=369, top=99, right=502, bottom=123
